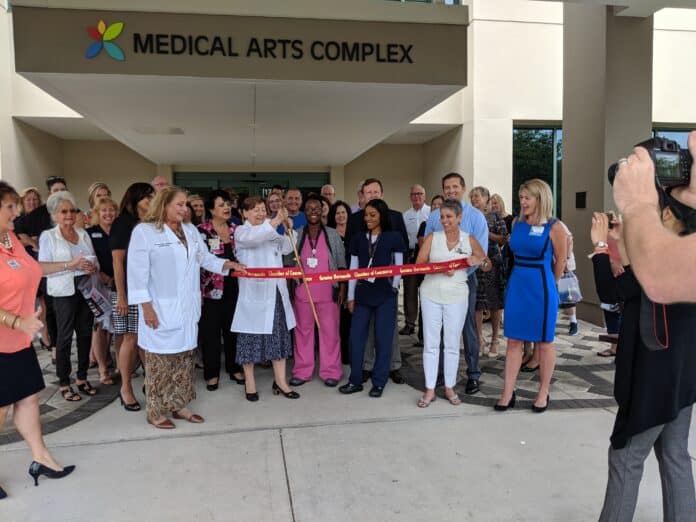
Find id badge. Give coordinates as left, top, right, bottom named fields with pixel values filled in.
left=307, top=257, right=318, bottom=269
left=529, top=225, right=544, bottom=236
left=208, top=237, right=221, bottom=251
left=366, top=257, right=376, bottom=283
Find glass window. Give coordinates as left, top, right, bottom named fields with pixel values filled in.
left=512, top=127, right=563, bottom=218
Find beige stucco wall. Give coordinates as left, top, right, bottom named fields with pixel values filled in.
left=344, top=144, right=424, bottom=211
left=63, top=140, right=156, bottom=209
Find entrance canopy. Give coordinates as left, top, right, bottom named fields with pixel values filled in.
left=12, top=4, right=468, bottom=168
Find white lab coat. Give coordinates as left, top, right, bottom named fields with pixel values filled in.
left=231, top=220, right=296, bottom=335
left=127, top=222, right=227, bottom=354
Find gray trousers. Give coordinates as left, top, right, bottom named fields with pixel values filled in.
left=599, top=405, right=696, bottom=522
left=362, top=310, right=401, bottom=372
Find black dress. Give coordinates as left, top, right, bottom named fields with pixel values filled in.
left=610, top=266, right=696, bottom=449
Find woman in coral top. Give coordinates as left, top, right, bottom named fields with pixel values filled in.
left=0, top=181, right=92, bottom=499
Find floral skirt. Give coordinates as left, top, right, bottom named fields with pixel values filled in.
left=144, top=349, right=195, bottom=420
left=236, top=291, right=292, bottom=365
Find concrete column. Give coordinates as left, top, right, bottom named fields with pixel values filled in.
left=329, top=165, right=345, bottom=202
left=562, top=5, right=653, bottom=322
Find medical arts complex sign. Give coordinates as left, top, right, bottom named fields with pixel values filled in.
left=13, top=7, right=467, bottom=86
left=133, top=33, right=415, bottom=64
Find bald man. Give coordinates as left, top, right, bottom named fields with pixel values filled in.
left=320, top=184, right=336, bottom=205
left=401, top=184, right=430, bottom=335
left=151, top=175, right=169, bottom=193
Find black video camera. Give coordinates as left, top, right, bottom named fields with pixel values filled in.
left=608, top=137, right=692, bottom=189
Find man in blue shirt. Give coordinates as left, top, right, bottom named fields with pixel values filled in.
left=284, top=188, right=307, bottom=230
left=424, top=173, right=488, bottom=394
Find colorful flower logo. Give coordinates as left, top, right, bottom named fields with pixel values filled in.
left=86, top=20, right=125, bottom=61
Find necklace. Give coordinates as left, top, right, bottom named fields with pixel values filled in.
left=1, top=232, right=12, bottom=250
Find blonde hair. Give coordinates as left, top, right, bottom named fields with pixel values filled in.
left=187, top=194, right=203, bottom=204
left=518, top=178, right=554, bottom=224
left=87, top=182, right=111, bottom=209
left=144, top=186, right=187, bottom=229
left=91, top=197, right=118, bottom=226
left=19, top=187, right=42, bottom=212
left=490, top=194, right=507, bottom=217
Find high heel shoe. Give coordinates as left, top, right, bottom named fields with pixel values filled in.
left=28, top=461, right=75, bottom=486
left=494, top=391, right=516, bottom=412
left=532, top=395, right=550, bottom=413
left=118, top=392, right=141, bottom=412
left=245, top=384, right=259, bottom=402
left=272, top=382, right=300, bottom=399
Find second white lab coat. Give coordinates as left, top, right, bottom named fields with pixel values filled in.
left=231, top=220, right=296, bottom=335
left=127, top=222, right=227, bottom=354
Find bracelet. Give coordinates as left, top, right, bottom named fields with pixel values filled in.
left=10, top=316, right=20, bottom=330
left=0, top=312, right=7, bottom=326
left=587, top=247, right=609, bottom=259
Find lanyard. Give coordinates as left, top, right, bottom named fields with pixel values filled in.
left=307, top=229, right=322, bottom=255
left=367, top=232, right=380, bottom=265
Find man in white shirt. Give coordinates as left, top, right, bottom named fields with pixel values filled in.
left=400, top=184, right=430, bottom=335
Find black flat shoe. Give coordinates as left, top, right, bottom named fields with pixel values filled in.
left=206, top=381, right=219, bottom=391
left=272, top=382, right=300, bottom=399
left=390, top=370, right=405, bottom=384
left=0, top=485, right=6, bottom=499
left=465, top=378, right=480, bottom=395
left=289, top=377, right=306, bottom=386
left=339, top=383, right=364, bottom=394
left=230, top=374, right=245, bottom=385
left=494, top=391, right=516, bottom=412
left=118, top=392, right=141, bottom=412
left=28, top=461, right=75, bottom=486
left=245, top=391, right=259, bottom=402
left=324, top=379, right=338, bottom=387
left=369, top=386, right=384, bottom=398
left=532, top=395, right=550, bottom=413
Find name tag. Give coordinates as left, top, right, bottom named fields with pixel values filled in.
left=7, top=259, right=21, bottom=269
left=155, top=242, right=173, bottom=248
left=208, top=238, right=221, bottom=251
left=530, top=226, right=544, bottom=236
left=91, top=232, right=103, bottom=239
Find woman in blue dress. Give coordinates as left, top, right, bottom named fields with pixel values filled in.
left=494, top=179, right=567, bottom=413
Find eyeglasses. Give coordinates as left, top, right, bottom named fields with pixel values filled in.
left=410, top=192, right=425, bottom=196
left=58, top=209, right=78, bottom=214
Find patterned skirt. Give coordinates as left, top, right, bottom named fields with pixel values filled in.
left=476, top=258, right=506, bottom=311
left=144, top=349, right=195, bottom=420
left=236, top=290, right=292, bottom=365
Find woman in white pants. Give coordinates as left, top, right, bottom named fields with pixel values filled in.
left=415, top=199, right=487, bottom=407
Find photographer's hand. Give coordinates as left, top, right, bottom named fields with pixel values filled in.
left=613, top=147, right=659, bottom=217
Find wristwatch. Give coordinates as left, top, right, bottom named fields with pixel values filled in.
left=593, top=241, right=608, bottom=248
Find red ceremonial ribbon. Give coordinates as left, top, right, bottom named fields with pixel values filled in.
left=232, top=259, right=470, bottom=284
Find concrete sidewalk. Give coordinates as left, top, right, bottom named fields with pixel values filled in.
left=1, top=370, right=694, bottom=522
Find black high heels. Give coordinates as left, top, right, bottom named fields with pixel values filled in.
left=494, top=391, right=516, bottom=411
left=245, top=384, right=259, bottom=402
left=272, top=382, right=300, bottom=399
left=532, top=395, right=550, bottom=413
left=28, top=461, right=75, bottom=486
left=118, top=392, right=141, bottom=412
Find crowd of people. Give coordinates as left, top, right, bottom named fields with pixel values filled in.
left=1, top=142, right=694, bottom=518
